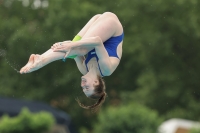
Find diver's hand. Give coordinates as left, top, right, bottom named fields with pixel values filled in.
left=51, top=41, right=73, bottom=59
left=51, top=40, right=72, bottom=52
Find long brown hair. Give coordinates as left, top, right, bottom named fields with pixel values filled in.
left=76, top=75, right=106, bottom=112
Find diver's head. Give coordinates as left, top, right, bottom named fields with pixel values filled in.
left=78, top=75, right=106, bottom=112
left=81, top=75, right=99, bottom=97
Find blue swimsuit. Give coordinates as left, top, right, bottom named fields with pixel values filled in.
left=85, top=33, right=124, bottom=77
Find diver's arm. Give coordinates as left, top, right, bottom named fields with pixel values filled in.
left=52, top=36, right=113, bottom=76
left=71, top=36, right=113, bottom=76
left=74, top=55, right=87, bottom=75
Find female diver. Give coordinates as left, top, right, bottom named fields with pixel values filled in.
left=20, top=12, right=124, bottom=111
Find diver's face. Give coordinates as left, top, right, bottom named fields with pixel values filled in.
left=81, top=76, right=98, bottom=97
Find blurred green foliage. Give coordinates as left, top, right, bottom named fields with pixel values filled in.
left=0, top=108, right=55, bottom=133
left=93, top=103, right=162, bottom=133
left=0, top=0, right=200, bottom=132
left=190, top=128, right=200, bottom=133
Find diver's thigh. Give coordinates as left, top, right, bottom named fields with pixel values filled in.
left=77, top=14, right=101, bottom=36
left=82, top=18, right=118, bottom=42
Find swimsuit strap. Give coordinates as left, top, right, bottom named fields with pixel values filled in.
left=85, top=50, right=104, bottom=77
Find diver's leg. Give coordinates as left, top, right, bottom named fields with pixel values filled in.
left=39, top=14, right=101, bottom=57
left=76, top=14, right=101, bottom=37
left=20, top=52, right=65, bottom=74
left=82, top=12, right=123, bottom=42
left=20, top=14, right=102, bottom=74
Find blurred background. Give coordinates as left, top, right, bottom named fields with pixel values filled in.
left=0, top=0, right=200, bottom=133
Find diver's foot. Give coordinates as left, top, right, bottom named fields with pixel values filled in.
left=20, top=54, right=35, bottom=74
left=20, top=54, right=43, bottom=74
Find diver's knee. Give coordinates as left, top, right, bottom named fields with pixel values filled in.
left=92, top=14, right=101, bottom=20
left=102, top=12, right=116, bottom=17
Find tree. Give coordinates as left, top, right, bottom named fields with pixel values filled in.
left=93, top=103, right=162, bottom=133
left=0, top=108, right=55, bottom=133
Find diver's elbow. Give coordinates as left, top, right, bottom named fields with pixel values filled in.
left=94, top=36, right=103, bottom=46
